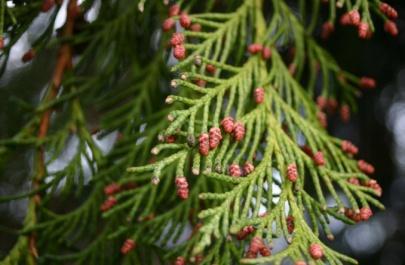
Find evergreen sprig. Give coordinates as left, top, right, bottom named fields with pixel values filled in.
left=0, top=0, right=396, bottom=264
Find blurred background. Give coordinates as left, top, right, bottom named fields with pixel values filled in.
left=0, top=1, right=405, bottom=264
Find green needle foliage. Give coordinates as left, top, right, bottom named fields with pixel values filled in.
left=0, top=0, right=395, bottom=264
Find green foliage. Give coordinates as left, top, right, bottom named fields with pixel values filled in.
left=0, top=0, right=392, bottom=264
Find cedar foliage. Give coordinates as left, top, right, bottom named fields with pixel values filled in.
left=0, top=0, right=396, bottom=264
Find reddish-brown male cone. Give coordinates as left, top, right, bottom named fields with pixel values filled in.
left=384, top=20, right=399, bottom=37
left=243, top=162, right=255, bottom=175
left=174, top=256, right=186, bottom=265
left=168, top=4, right=180, bottom=17
left=249, top=237, right=264, bottom=254
left=248, top=43, right=263, bottom=54
left=100, top=196, right=117, bottom=212
left=286, top=215, right=295, bottom=233
left=175, top=177, right=189, bottom=200
left=340, top=104, right=351, bottom=123
left=173, top=45, right=186, bottom=60
left=205, top=64, right=216, bottom=74
left=254, top=87, right=265, bottom=104
left=229, top=164, right=242, bottom=177
left=180, top=13, right=191, bottom=28
left=313, top=151, right=325, bottom=166
left=221, top=116, right=235, bottom=133
left=321, top=21, right=334, bottom=40
left=209, top=127, right=222, bottom=149
left=360, top=77, right=376, bottom=89
left=358, top=22, right=370, bottom=39
left=261, top=46, right=272, bottom=60
left=341, top=140, right=358, bottom=155
left=190, top=23, right=202, bottom=32
left=233, top=122, right=245, bottom=141
left=170, top=33, right=185, bottom=46
left=199, top=133, right=209, bottom=156
left=287, top=163, right=298, bottom=182
left=236, top=225, right=255, bottom=240
left=358, top=160, right=375, bottom=174
left=121, top=239, right=136, bottom=255
left=379, top=3, right=398, bottom=19
left=104, top=182, right=121, bottom=195
left=162, top=18, right=175, bottom=32
left=309, top=243, right=324, bottom=260
left=348, top=10, right=361, bottom=26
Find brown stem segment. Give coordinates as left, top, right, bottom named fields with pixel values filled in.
left=29, top=0, right=78, bottom=261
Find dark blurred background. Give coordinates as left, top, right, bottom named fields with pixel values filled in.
left=1, top=1, right=405, bottom=264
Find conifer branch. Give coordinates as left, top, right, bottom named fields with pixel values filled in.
left=0, top=0, right=396, bottom=264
